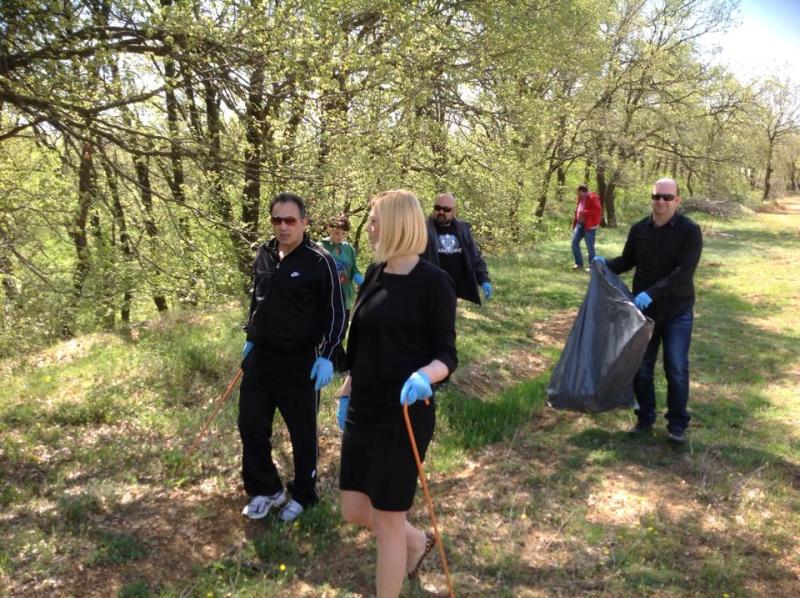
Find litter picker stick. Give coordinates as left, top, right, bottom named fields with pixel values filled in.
left=402, top=401, right=456, bottom=598
left=184, top=368, right=243, bottom=459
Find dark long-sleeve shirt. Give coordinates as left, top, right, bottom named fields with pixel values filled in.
left=245, top=235, right=346, bottom=384
left=607, top=212, right=703, bottom=323
left=344, top=259, right=457, bottom=419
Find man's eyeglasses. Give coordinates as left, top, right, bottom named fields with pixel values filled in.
left=651, top=193, right=676, bottom=202
left=433, top=205, right=453, bottom=213
left=271, top=216, right=300, bottom=226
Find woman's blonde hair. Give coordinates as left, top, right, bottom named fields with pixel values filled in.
left=371, top=189, right=428, bottom=263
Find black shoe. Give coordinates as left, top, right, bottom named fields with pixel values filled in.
left=629, top=423, right=652, bottom=435
left=667, top=429, right=687, bottom=443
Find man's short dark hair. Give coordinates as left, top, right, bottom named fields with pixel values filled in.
left=269, top=192, right=306, bottom=218
left=577, top=184, right=589, bottom=192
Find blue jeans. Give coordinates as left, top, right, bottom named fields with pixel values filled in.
left=633, top=309, right=693, bottom=433
left=571, top=224, right=596, bottom=267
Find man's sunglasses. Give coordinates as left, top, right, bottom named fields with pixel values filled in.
left=651, top=193, right=676, bottom=202
left=271, top=216, right=300, bottom=226
left=433, top=205, right=453, bottom=213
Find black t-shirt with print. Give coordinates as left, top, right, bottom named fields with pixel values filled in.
left=434, top=222, right=462, bottom=284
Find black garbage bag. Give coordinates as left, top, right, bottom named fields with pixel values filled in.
left=547, top=260, right=654, bottom=413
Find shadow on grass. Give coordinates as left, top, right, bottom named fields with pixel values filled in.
left=445, top=506, right=786, bottom=596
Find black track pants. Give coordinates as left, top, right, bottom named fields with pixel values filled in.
left=238, top=362, right=319, bottom=508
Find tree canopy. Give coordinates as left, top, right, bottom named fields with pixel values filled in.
left=1, top=0, right=798, bottom=354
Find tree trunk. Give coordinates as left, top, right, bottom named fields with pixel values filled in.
left=763, top=140, right=774, bottom=201
left=242, top=59, right=265, bottom=261
left=510, top=179, right=523, bottom=242
left=556, top=167, right=566, bottom=203
left=534, top=170, right=554, bottom=224
left=134, top=157, right=168, bottom=313
left=0, top=252, right=19, bottom=305
left=102, top=160, right=133, bottom=324
left=788, top=158, right=798, bottom=192
left=596, top=165, right=608, bottom=228
left=163, top=54, right=197, bottom=305
left=64, top=139, right=95, bottom=337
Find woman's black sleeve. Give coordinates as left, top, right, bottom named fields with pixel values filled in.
left=429, top=269, right=458, bottom=374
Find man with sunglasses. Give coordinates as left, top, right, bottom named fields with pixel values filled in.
left=239, top=192, right=346, bottom=522
left=594, top=178, right=702, bottom=443
left=421, top=192, right=492, bottom=304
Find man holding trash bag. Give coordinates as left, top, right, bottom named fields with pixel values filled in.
left=594, top=178, right=702, bottom=443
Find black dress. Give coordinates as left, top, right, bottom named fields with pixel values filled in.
left=339, top=259, right=457, bottom=511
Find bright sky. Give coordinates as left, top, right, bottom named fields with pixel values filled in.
left=705, top=0, right=800, bottom=84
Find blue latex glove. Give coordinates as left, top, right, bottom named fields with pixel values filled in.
left=634, top=292, right=653, bottom=310
left=310, top=357, right=334, bottom=391
left=400, top=371, right=432, bottom=406
left=337, top=396, right=349, bottom=431
left=592, top=256, right=606, bottom=265
left=353, top=272, right=365, bottom=286
left=481, top=282, right=493, bottom=299
left=242, top=341, right=254, bottom=359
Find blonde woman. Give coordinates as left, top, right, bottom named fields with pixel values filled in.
left=336, top=190, right=457, bottom=596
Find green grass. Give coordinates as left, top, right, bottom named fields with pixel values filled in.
left=2, top=207, right=800, bottom=595
left=87, top=531, right=146, bottom=567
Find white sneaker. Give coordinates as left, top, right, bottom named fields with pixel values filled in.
left=242, top=489, right=287, bottom=520
left=278, top=499, right=304, bottom=523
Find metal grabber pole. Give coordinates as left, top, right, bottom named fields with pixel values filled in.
left=184, top=367, right=243, bottom=459
left=402, top=401, right=456, bottom=598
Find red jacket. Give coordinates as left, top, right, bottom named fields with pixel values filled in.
left=572, top=192, right=602, bottom=230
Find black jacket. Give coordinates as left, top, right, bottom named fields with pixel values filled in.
left=344, top=260, right=458, bottom=393
left=608, top=212, right=703, bottom=323
left=246, top=235, right=346, bottom=360
left=421, top=216, right=490, bottom=305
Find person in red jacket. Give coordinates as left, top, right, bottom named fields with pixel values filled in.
left=571, top=184, right=602, bottom=271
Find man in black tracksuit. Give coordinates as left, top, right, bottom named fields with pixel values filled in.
left=421, top=192, right=493, bottom=304
left=239, top=192, right=346, bottom=522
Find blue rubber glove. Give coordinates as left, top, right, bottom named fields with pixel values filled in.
left=337, top=396, right=349, bottom=431
left=353, top=272, right=365, bottom=286
left=310, top=357, right=334, bottom=391
left=634, top=291, right=653, bottom=310
left=592, top=256, right=606, bottom=265
left=242, top=341, right=254, bottom=359
left=400, top=371, right=432, bottom=406
left=481, top=282, right=493, bottom=299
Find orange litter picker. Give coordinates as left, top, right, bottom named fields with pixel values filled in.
left=184, top=367, right=243, bottom=459
left=402, top=401, right=456, bottom=598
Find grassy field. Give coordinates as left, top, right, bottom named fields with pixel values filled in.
left=1, top=199, right=799, bottom=597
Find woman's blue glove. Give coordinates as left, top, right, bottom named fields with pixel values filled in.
left=337, top=396, right=349, bottom=431
left=242, top=341, right=254, bottom=358
left=634, top=292, right=653, bottom=310
left=353, top=272, right=365, bottom=286
left=592, top=256, right=606, bottom=265
left=481, top=282, right=493, bottom=299
left=400, top=371, right=432, bottom=405
left=310, top=357, right=334, bottom=391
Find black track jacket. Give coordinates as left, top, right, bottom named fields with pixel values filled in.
left=246, top=235, right=346, bottom=361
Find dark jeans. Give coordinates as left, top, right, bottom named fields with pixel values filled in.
left=633, top=309, right=693, bottom=433
left=238, top=359, right=319, bottom=508
left=571, top=224, right=597, bottom=267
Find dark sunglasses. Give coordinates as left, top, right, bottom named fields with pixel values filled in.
left=271, top=216, right=300, bottom=226
left=651, top=193, right=676, bottom=202
left=433, top=205, right=453, bottom=213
